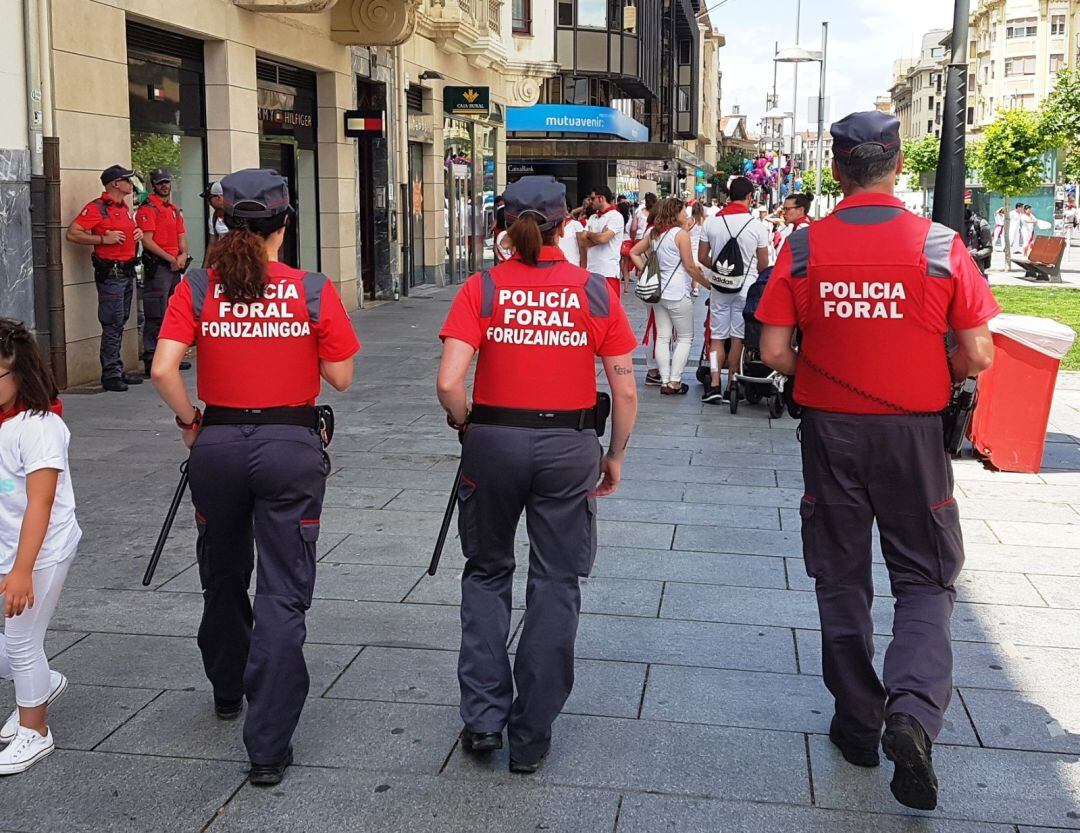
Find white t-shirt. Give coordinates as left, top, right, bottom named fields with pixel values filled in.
left=650, top=227, right=693, bottom=301
left=559, top=218, right=585, bottom=266
left=208, top=215, right=228, bottom=238
left=0, top=411, right=80, bottom=575
left=632, top=205, right=650, bottom=240
left=705, top=204, right=721, bottom=219
left=702, top=210, right=771, bottom=298
left=495, top=230, right=514, bottom=262
left=586, top=208, right=624, bottom=277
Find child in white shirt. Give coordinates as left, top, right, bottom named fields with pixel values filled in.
left=0, top=319, right=80, bottom=774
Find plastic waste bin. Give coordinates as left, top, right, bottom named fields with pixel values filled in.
left=967, top=313, right=1077, bottom=473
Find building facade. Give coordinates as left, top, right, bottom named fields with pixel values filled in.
left=888, top=29, right=950, bottom=140
left=969, top=0, right=1074, bottom=136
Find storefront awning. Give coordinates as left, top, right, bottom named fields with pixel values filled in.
left=507, top=106, right=648, bottom=143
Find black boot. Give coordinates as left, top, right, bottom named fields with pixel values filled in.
left=249, top=747, right=292, bottom=787
left=459, top=728, right=503, bottom=753
left=882, top=713, right=938, bottom=810
left=829, top=716, right=879, bottom=768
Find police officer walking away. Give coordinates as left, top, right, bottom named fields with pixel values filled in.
left=65, top=165, right=146, bottom=392
left=136, top=168, right=191, bottom=377
left=437, top=175, right=638, bottom=773
left=756, top=112, right=999, bottom=811
left=149, top=169, right=360, bottom=786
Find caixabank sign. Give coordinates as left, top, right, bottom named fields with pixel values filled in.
left=507, top=105, right=648, bottom=143
left=444, top=87, right=491, bottom=118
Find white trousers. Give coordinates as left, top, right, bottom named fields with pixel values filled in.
left=653, top=296, right=695, bottom=384
left=0, top=558, right=71, bottom=707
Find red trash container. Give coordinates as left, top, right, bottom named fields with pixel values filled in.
left=968, top=313, right=1077, bottom=473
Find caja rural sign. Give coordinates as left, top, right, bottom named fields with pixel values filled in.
left=444, top=86, right=490, bottom=118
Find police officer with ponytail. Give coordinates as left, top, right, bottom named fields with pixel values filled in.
left=437, top=175, right=639, bottom=774
left=150, top=169, right=360, bottom=787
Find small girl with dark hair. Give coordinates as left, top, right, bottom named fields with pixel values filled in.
left=0, top=319, right=79, bottom=774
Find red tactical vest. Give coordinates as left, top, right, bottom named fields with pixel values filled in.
left=792, top=204, right=956, bottom=414
left=472, top=249, right=613, bottom=410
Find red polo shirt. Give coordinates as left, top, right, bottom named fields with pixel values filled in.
left=73, top=193, right=138, bottom=261
left=440, top=246, right=638, bottom=410
left=136, top=194, right=186, bottom=257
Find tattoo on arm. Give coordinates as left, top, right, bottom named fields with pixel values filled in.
left=614, top=365, right=633, bottom=375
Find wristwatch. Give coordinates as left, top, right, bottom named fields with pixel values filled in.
left=176, top=406, right=202, bottom=431
left=446, top=411, right=469, bottom=432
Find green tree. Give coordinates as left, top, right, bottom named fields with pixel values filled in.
left=800, top=167, right=841, bottom=198
left=1040, top=67, right=1080, bottom=145
left=130, top=132, right=181, bottom=203
left=902, top=135, right=940, bottom=213
left=714, top=149, right=749, bottom=182
left=976, top=109, right=1048, bottom=267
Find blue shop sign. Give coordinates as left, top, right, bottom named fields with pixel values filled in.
left=507, top=105, right=648, bottom=143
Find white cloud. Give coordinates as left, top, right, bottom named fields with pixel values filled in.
left=713, top=0, right=954, bottom=134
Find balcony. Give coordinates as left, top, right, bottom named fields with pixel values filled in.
left=418, top=0, right=507, bottom=68
left=231, top=0, right=421, bottom=45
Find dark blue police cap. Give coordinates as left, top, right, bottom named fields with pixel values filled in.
left=149, top=168, right=172, bottom=184
left=830, top=111, right=901, bottom=158
left=220, top=169, right=292, bottom=219
left=503, top=176, right=568, bottom=232
left=100, top=164, right=135, bottom=186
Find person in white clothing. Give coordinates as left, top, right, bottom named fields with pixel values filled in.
left=558, top=212, right=586, bottom=266
left=697, top=176, right=771, bottom=404
left=0, top=320, right=79, bottom=775
left=628, top=193, right=657, bottom=243
left=704, top=198, right=721, bottom=219
left=580, top=186, right=625, bottom=297
left=629, top=198, right=706, bottom=394
left=688, top=202, right=707, bottom=298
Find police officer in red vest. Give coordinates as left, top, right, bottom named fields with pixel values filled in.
left=136, top=168, right=191, bottom=377
left=66, top=165, right=146, bottom=391
left=150, top=169, right=360, bottom=786
left=757, top=112, right=999, bottom=811
left=437, top=175, right=639, bottom=773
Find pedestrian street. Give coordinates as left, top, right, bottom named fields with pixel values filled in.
left=2, top=286, right=1080, bottom=832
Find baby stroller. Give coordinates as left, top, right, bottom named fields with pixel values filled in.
left=729, top=267, right=797, bottom=418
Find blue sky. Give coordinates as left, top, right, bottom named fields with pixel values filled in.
left=710, top=0, right=954, bottom=135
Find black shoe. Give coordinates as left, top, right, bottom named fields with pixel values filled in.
left=644, top=371, right=663, bottom=387
left=460, top=728, right=503, bottom=753
left=179, top=360, right=192, bottom=371
left=701, top=385, right=724, bottom=404
left=509, top=749, right=548, bottom=775
left=102, top=378, right=128, bottom=392
left=144, top=362, right=153, bottom=378
left=882, top=713, right=938, bottom=810
left=249, top=747, right=292, bottom=787
left=121, top=372, right=143, bottom=385
left=214, top=697, right=243, bottom=721
left=829, top=718, right=880, bottom=768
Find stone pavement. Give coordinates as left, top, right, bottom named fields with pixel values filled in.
left=2, top=283, right=1080, bottom=832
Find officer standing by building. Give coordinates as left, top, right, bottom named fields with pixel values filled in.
left=437, top=175, right=638, bottom=774
left=65, top=165, right=146, bottom=392
left=756, top=112, right=999, bottom=812
left=136, top=169, right=191, bottom=376
left=149, top=169, right=360, bottom=787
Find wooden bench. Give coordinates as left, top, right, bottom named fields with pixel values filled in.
left=1013, top=236, right=1066, bottom=282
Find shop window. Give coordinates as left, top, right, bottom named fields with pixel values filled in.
left=126, top=22, right=207, bottom=267
left=512, top=0, right=531, bottom=34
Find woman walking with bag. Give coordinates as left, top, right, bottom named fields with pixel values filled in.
left=630, top=197, right=705, bottom=395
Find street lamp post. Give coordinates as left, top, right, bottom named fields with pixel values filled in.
left=931, top=0, right=971, bottom=234
left=775, top=29, right=828, bottom=217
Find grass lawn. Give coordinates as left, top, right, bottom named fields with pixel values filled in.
left=991, top=286, right=1080, bottom=370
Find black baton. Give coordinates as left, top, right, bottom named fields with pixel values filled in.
left=143, top=460, right=189, bottom=587
left=428, top=460, right=462, bottom=577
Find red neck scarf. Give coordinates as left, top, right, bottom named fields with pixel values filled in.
left=0, top=398, right=63, bottom=429
left=720, top=203, right=751, bottom=216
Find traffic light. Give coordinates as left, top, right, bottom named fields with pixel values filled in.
left=676, top=165, right=688, bottom=179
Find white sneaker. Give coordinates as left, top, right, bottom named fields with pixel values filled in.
left=0, top=671, right=67, bottom=743
left=0, top=725, right=54, bottom=774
